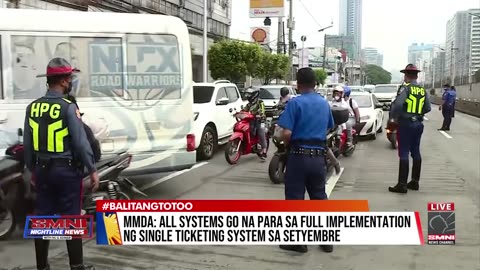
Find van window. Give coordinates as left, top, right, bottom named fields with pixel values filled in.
left=216, top=87, right=227, bottom=103
left=10, top=34, right=181, bottom=101
left=226, top=86, right=239, bottom=103
left=10, top=35, right=123, bottom=99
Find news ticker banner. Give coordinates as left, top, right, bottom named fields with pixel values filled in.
left=94, top=200, right=424, bottom=246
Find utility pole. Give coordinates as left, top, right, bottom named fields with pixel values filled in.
left=202, top=0, right=208, bottom=82
left=322, top=34, right=327, bottom=70
left=287, top=0, right=294, bottom=81
left=0, top=0, right=5, bottom=8
left=277, top=17, right=283, bottom=54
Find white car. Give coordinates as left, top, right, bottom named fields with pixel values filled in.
left=371, top=84, right=400, bottom=110
left=251, top=85, right=297, bottom=118
left=350, top=92, right=384, bottom=140
left=192, top=80, right=245, bottom=160
left=349, top=85, right=365, bottom=92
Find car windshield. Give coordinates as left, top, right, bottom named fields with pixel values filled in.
left=374, top=86, right=398, bottom=93
left=258, top=87, right=282, bottom=99
left=351, top=95, right=372, bottom=108
left=193, top=86, right=215, bottom=104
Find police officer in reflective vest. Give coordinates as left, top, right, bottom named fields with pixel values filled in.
left=388, top=64, right=431, bottom=193
left=23, top=58, right=99, bottom=270
left=277, top=68, right=334, bottom=253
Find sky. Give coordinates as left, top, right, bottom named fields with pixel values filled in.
left=230, top=0, right=480, bottom=73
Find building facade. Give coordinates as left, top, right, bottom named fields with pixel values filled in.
left=361, top=47, right=382, bottom=67
left=376, top=54, right=383, bottom=67
left=470, top=10, right=480, bottom=77
left=339, top=0, right=362, bottom=60
left=445, top=10, right=477, bottom=83
left=3, top=0, right=231, bottom=82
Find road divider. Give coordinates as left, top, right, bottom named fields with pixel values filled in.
left=431, top=95, right=480, bottom=117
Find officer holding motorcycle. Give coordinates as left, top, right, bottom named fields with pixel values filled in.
left=23, top=58, right=99, bottom=270
left=388, top=64, right=431, bottom=194
left=277, top=68, right=334, bottom=253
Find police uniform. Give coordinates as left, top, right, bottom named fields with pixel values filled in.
left=439, top=85, right=456, bottom=131
left=388, top=64, right=431, bottom=193
left=23, top=58, right=96, bottom=270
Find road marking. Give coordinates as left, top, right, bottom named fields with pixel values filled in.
left=423, top=117, right=429, bottom=121
left=326, top=167, right=344, bottom=198
left=439, top=130, right=452, bottom=139
left=140, top=162, right=209, bottom=191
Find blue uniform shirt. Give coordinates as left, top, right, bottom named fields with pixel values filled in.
left=443, top=89, right=456, bottom=106
left=277, top=91, right=334, bottom=149
left=24, top=90, right=96, bottom=173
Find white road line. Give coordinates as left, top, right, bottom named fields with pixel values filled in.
left=326, top=167, right=344, bottom=198
left=423, top=117, right=429, bottom=121
left=439, top=130, right=452, bottom=139
left=140, top=162, right=209, bottom=191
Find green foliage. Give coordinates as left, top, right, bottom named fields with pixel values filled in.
left=364, top=64, right=392, bottom=84
left=313, top=69, right=327, bottom=86
left=256, top=53, right=290, bottom=84
left=208, top=39, right=263, bottom=82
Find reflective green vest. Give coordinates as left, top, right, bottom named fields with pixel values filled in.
left=28, top=97, right=72, bottom=153
left=404, top=83, right=426, bottom=115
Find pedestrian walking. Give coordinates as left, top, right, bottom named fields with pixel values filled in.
left=438, top=84, right=456, bottom=131
left=388, top=64, right=431, bottom=193
left=24, top=57, right=99, bottom=270
left=277, top=67, right=335, bottom=253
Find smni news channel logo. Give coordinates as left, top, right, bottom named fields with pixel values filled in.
left=427, top=202, right=455, bottom=245
left=24, top=215, right=94, bottom=240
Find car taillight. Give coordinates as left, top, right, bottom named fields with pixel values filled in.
left=187, top=134, right=195, bottom=152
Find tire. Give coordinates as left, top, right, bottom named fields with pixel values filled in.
left=377, top=122, right=383, bottom=133
left=117, top=191, right=131, bottom=200
left=198, top=126, right=217, bottom=160
left=370, top=125, right=377, bottom=140
left=268, top=155, right=285, bottom=184
left=0, top=186, right=18, bottom=241
left=389, top=134, right=398, bottom=149
left=225, top=139, right=242, bottom=165
left=342, top=144, right=355, bottom=157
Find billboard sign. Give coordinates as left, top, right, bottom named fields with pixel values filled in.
left=249, top=0, right=284, bottom=18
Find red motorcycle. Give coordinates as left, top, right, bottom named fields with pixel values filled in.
left=225, top=111, right=270, bottom=164
left=332, top=124, right=358, bottom=157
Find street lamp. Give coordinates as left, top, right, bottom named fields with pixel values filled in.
left=319, top=24, right=334, bottom=70
left=300, top=35, right=307, bottom=68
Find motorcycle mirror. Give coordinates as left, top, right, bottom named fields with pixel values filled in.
left=17, top=128, right=23, bottom=137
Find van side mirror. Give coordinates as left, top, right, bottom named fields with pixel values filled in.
left=216, top=97, right=229, bottom=105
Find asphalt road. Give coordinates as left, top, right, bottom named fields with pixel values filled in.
left=1, top=105, right=479, bottom=270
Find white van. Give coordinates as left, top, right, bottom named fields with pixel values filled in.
left=0, top=9, right=196, bottom=175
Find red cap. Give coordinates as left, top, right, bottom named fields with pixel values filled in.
left=36, top=57, right=80, bottom=77
left=400, top=64, right=421, bottom=73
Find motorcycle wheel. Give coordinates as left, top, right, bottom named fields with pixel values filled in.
left=117, top=191, right=130, bottom=200
left=225, top=139, right=242, bottom=165
left=268, top=155, right=285, bottom=184
left=0, top=204, right=16, bottom=241
left=390, top=135, right=398, bottom=149
left=342, top=144, right=356, bottom=157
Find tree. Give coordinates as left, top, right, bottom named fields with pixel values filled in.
left=208, top=39, right=264, bottom=82
left=313, top=69, right=327, bottom=86
left=364, top=64, right=392, bottom=84
left=255, top=53, right=290, bottom=84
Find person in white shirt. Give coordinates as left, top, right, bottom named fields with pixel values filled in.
left=329, top=85, right=360, bottom=146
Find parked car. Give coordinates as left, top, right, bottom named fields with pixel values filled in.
left=251, top=85, right=297, bottom=117
left=371, top=84, right=400, bottom=110
left=349, top=86, right=365, bottom=92
left=350, top=92, right=384, bottom=140
left=192, top=80, right=245, bottom=160
left=363, top=84, right=375, bottom=93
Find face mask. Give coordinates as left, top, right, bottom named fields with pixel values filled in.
left=334, top=96, right=341, bottom=101
left=63, top=80, right=73, bottom=94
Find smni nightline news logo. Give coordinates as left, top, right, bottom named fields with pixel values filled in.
left=24, top=215, right=94, bottom=240
left=427, top=202, right=455, bottom=245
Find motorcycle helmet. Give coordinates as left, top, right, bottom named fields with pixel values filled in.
left=245, top=87, right=260, bottom=103
left=332, top=85, right=344, bottom=101
left=343, top=86, right=351, bottom=97
left=280, top=87, right=290, bottom=98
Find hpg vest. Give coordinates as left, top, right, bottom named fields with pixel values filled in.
left=28, top=97, right=72, bottom=154
left=403, top=83, right=426, bottom=116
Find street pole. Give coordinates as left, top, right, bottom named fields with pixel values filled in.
left=432, top=59, right=435, bottom=89
left=287, top=0, right=294, bottom=81
left=277, top=17, right=283, bottom=54
left=202, top=0, right=208, bottom=82
left=300, top=35, right=306, bottom=68
left=0, top=0, right=5, bottom=8
left=450, top=41, right=454, bottom=85
left=322, top=34, right=327, bottom=70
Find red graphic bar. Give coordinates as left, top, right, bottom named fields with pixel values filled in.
left=96, top=200, right=370, bottom=212
left=427, top=202, right=454, bottom=211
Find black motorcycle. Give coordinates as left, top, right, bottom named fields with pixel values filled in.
left=0, top=129, right=146, bottom=240
left=386, top=118, right=398, bottom=149
left=268, top=104, right=287, bottom=184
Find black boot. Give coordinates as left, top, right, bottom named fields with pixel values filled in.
left=407, top=159, right=421, bottom=190
left=389, top=160, right=409, bottom=193
left=71, top=265, right=96, bottom=270
left=35, top=239, right=50, bottom=270
left=279, top=245, right=308, bottom=253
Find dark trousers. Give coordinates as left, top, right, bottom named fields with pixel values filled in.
left=441, top=105, right=454, bottom=130
left=284, top=153, right=327, bottom=200
left=397, top=121, right=424, bottom=161
left=33, top=165, right=84, bottom=269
